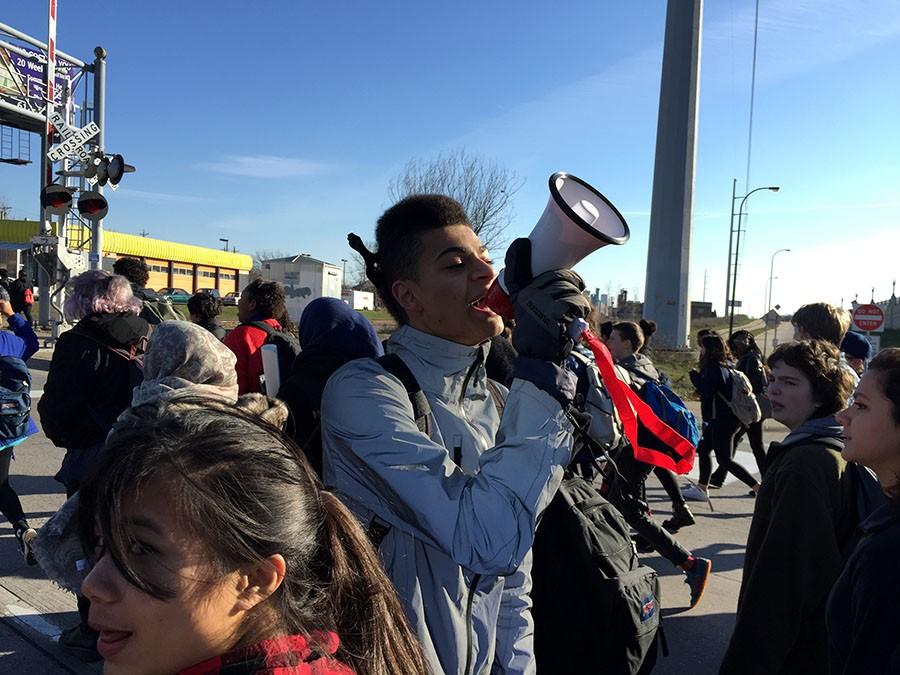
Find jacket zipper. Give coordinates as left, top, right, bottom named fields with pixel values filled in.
left=459, top=345, right=485, bottom=405
left=463, top=573, right=481, bottom=675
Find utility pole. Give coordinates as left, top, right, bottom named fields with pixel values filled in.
left=702, top=268, right=708, bottom=302
left=90, top=46, right=106, bottom=271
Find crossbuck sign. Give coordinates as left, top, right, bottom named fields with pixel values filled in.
left=46, top=111, right=99, bottom=166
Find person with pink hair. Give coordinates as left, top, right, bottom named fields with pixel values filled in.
left=38, top=269, right=150, bottom=661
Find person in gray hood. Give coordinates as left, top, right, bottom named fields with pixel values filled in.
left=322, top=195, right=590, bottom=675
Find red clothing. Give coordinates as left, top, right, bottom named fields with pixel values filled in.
left=179, top=631, right=354, bottom=674
left=224, top=318, right=281, bottom=394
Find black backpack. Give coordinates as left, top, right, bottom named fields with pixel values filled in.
left=532, top=474, right=663, bottom=675
left=241, top=321, right=301, bottom=396
left=0, top=356, right=32, bottom=441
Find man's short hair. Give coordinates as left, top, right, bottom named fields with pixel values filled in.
left=374, top=194, right=471, bottom=323
left=792, top=302, right=850, bottom=347
left=187, top=292, right=221, bottom=322
left=243, top=278, right=287, bottom=322
left=767, top=339, right=854, bottom=417
left=113, top=257, right=150, bottom=287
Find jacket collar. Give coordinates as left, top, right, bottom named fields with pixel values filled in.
left=861, top=501, right=900, bottom=534
left=388, top=325, right=492, bottom=401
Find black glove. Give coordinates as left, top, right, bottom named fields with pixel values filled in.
left=504, top=238, right=591, bottom=364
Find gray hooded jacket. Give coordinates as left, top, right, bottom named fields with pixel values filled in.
left=321, top=325, right=575, bottom=675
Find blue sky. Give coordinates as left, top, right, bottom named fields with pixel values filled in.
left=2, top=1, right=898, bottom=316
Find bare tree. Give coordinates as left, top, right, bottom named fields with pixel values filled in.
left=388, top=149, right=523, bottom=251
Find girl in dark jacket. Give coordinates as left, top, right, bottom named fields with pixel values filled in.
left=726, top=330, right=769, bottom=477
left=37, top=270, right=150, bottom=660
left=720, top=340, right=856, bottom=675
left=77, top=403, right=425, bottom=675
left=829, top=347, right=900, bottom=674
left=685, top=334, right=761, bottom=501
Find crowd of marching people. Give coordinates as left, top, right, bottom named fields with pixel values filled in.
left=0, top=195, right=897, bottom=674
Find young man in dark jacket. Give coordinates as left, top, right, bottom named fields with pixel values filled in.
left=720, top=340, right=856, bottom=675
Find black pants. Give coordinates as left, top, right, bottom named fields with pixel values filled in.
left=0, top=451, right=27, bottom=528
left=653, top=467, right=686, bottom=508
left=733, top=420, right=766, bottom=476
left=700, top=417, right=758, bottom=489
left=606, top=449, right=691, bottom=566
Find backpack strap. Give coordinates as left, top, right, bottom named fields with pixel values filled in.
left=376, top=353, right=431, bottom=435
left=242, top=320, right=276, bottom=338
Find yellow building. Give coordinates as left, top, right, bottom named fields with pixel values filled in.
left=0, top=219, right=253, bottom=293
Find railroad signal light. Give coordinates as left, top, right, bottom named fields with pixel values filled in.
left=40, top=184, right=75, bottom=215
left=76, top=191, right=109, bottom=221
left=106, top=154, right=135, bottom=186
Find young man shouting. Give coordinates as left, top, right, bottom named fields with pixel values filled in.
left=322, top=195, right=590, bottom=675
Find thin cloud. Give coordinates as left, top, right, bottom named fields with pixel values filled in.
left=115, top=188, right=216, bottom=204
left=197, top=155, right=330, bottom=178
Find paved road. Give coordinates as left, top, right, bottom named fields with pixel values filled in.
left=0, top=348, right=786, bottom=674
left=758, top=320, right=794, bottom=356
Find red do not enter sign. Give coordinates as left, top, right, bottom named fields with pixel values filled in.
left=852, top=304, right=885, bottom=332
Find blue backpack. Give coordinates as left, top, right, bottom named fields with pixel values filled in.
left=622, top=365, right=701, bottom=448
left=0, top=356, right=35, bottom=443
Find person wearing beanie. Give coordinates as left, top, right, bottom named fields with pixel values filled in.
left=840, top=330, right=872, bottom=376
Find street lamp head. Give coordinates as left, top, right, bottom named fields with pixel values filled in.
left=768, top=186, right=780, bottom=192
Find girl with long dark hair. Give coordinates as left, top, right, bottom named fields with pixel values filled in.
left=683, top=334, right=761, bottom=502
left=725, top=330, right=769, bottom=477
left=828, top=348, right=900, bottom=673
left=77, top=403, right=425, bottom=675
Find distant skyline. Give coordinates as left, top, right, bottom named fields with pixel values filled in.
left=2, top=1, right=898, bottom=316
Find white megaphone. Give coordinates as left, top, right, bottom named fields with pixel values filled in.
left=485, top=171, right=630, bottom=319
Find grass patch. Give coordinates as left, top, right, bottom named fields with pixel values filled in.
left=644, top=348, right=699, bottom=401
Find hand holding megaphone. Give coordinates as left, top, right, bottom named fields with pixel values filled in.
left=503, top=238, right=591, bottom=363
left=485, top=171, right=631, bottom=338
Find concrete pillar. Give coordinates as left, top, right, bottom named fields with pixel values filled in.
left=643, top=0, right=703, bottom=348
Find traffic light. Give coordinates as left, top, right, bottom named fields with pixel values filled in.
left=40, top=184, right=75, bottom=215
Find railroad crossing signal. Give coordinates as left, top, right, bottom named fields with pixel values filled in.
left=40, top=183, right=108, bottom=221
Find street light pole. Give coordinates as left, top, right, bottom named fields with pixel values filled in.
left=341, top=258, right=348, bottom=285
left=762, top=248, right=790, bottom=357
left=219, top=238, right=229, bottom=252
left=728, top=185, right=780, bottom=336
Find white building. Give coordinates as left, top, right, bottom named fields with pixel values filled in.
left=259, top=254, right=343, bottom=322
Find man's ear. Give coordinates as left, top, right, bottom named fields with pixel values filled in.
left=392, top=279, right=423, bottom=317
left=233, top=554, right=286, bottom=612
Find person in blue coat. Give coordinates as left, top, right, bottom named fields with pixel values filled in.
left=0, top=298, right=39, bottom=565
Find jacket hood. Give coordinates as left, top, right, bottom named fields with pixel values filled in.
left=781, top=415, right=844, bottom=447
left=617, top=352, right=660, bottom=382
left=297, top=297, right=383, bottom=362
left=79, top=312, right=149, bottom=347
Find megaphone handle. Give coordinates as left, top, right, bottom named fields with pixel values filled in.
left=567, top=317, right=589, bottom=342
